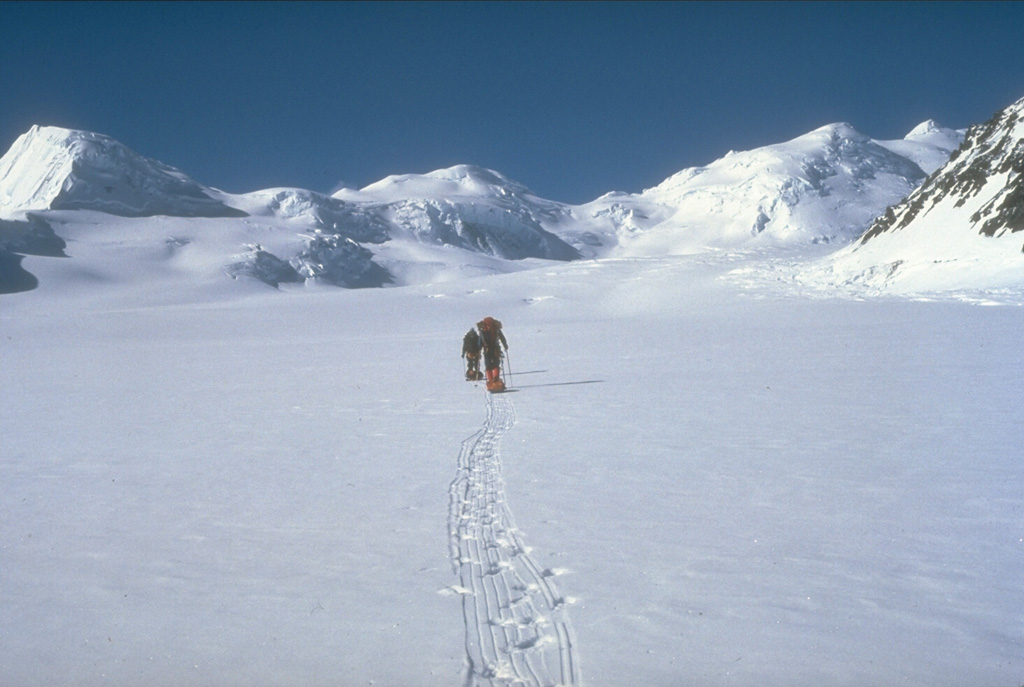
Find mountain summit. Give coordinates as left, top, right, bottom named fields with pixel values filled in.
left=0, top=126, right=244, bottom=218
left=334, top=164, right=579, bottom=262
left=342, top=164, right=537, bottom=201
left=566, top=121, right=964, bottom=257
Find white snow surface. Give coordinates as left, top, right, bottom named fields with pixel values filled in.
left=2, top=236, right=1024, bottom=686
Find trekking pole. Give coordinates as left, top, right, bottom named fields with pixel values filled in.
left=504, top=348, right=513, bottom=389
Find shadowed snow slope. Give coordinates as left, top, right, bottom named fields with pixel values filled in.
left=799, top=96, right=1024, bottom=292
left=0, top=126, right=246, bottom=218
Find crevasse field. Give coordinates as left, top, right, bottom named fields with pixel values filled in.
left=2, top=241, right=1023, bottom=687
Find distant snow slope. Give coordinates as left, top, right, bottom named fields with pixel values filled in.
left=0, top=126, right=246, bottom=218
left=799, top=96, right=1024, bottom=292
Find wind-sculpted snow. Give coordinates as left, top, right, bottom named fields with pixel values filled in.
left=0, top=126, right=245, bottom=218
left=447, top=393, right=581, bottom=687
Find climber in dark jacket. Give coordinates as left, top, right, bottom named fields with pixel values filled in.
left=462, top=328, right=483, bottom=381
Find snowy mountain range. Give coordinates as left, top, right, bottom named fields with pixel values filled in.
left=3, top=95, right=1023, bottom=296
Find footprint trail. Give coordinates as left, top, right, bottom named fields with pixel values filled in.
left=447, top=392, right=582, bottom=687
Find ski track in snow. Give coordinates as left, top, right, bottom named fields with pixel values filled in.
left=447, top=392, right=582, bottom=687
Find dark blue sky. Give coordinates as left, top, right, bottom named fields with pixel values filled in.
left=3, top=2, right=1023, bottom=204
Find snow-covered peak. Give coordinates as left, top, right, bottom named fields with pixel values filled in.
left=603, top=121, right=930, bottom=254
left=907, top=119, right=943, bottom=138
left=861, top=97, right=1024, bottom=244
left=807, top=121, right=866, bottom=142
left=339, top=164, right=535, bottom=202
left=0, top=125, right=244, bottom=218
left=328, top=164, right=578, bottom=262
left=426, top=164, right=534, bottom=195
left=876, top=120, right=965, bottom=175
left=645, top=122, right=922, bottom=199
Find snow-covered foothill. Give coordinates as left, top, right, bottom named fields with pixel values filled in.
left=0, top=213, right=67, bottom=257
left=232, top=187, right=389, bottom=244
left=221, top=189, right=395, bottom=288
left=0, top=213, right=69, bottom=295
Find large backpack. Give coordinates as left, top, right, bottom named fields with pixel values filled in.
left=478, top=317, right=502, bottom=348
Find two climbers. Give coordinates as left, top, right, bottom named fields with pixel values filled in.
left=461, top=316, right=508, bottom=392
